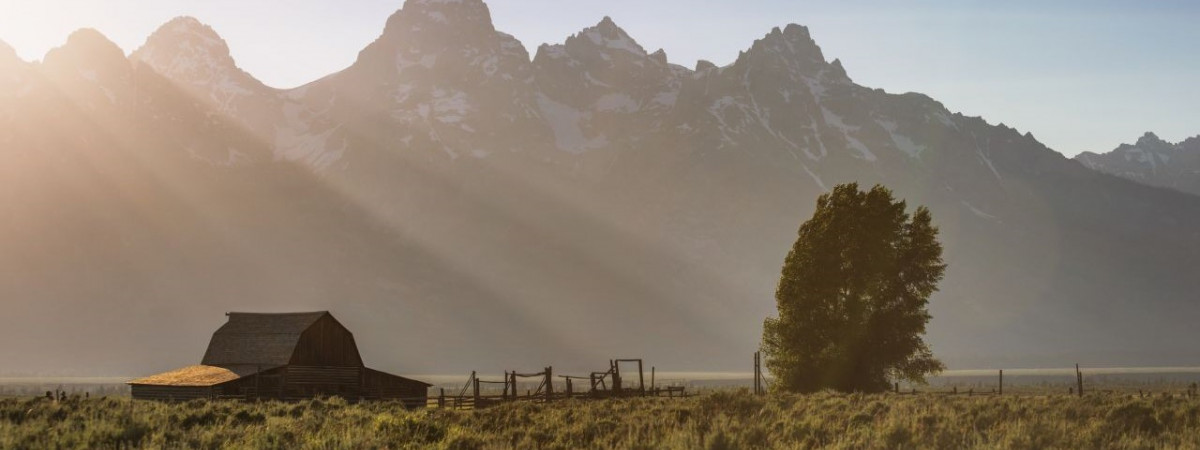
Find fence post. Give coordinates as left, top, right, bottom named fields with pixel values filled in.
left=651, top=367, right=656, bottom=394
left=438, top=388, right=445, bottom=408
left=611, top=360, right=620, bottom=394
left=473, top=375, right=480, bottom=406
left=638, top=360, right=645, bottom=396
left=502, top=371, right=509, bottom=401
left=545, top=366, right=554, bottom=402
left=999, top=370, right=1003, bottom=396
left=753, top=351, right=760, bottom=395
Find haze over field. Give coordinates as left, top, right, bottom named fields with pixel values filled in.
left=1, top=0, right=1198, bottom=377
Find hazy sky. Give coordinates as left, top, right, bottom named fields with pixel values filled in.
left=1, top=0, right=1197, bottom=156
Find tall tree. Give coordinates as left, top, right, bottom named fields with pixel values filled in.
left=762, top=183, right=946, bottom=393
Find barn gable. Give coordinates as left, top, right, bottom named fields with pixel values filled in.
left=292, top=313, right=364, bottom=367
left=201, top=311, right=361, bottom=367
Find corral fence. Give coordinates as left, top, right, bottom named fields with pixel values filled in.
left=431, top=358, right=690, bottom=410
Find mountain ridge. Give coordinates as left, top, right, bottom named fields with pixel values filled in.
left=1075, top=132, right=1200, bottom=196
left=1, top=0, right=1198, bottom=375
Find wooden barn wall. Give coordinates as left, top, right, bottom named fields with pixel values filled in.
left=290, top=315, right=363, bottom=367
left=214, top=366, right=364, bottom=401
left=281, top=366, right=363, bottom=400
left=363, top=368, right=428, bottom=409
left=131, top=385, right=213, bottom=401
left=213, top=367, right=287, bottom=400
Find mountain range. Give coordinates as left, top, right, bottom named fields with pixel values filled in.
left=1076, top=132, right=1200, bottom=196
left=2, top=0, right=1198, bottom=376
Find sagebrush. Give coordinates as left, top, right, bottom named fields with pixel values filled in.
left=4, top=390, right=1200, bottom=449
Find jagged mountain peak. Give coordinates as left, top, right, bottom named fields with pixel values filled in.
left=132, top=17, right=245, bottom=80
left=137, top=16, right=230, bottom=59
left=1136, top=131, right=1167, bottom=147
left=649, top=48, right=668, bottom=65
left=737, top=23, right=827, bottom=73
left=42, top=28, right=130, bottom=78
left=829, top=58, right=849, bottom=80
left=352, top=0, right=514, bottom=74
left=534, top=16, right=660, bottom=71
left=383, top=0, right=496, bottom=38
left=573, top=16, right=647, bottom=57
left=130, top=16, right=269, bottom=118
left=50, top=28, right=127, bottom=61
left=1075, top=132, right=1200, bottom=195
left=158, top=17, right=222, bottom=41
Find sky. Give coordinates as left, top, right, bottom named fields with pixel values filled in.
left=0, top=0, right=1197, bottom=156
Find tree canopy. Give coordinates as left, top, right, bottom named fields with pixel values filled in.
left=762, top=183, right=946, bottom=393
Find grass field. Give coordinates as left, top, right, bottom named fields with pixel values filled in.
left=4, top=390, right=1200, bottom=449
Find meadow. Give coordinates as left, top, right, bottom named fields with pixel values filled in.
left=4, top=389, right=1200, bottom=449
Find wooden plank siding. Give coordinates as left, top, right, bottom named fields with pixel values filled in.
left=130, top=385, right=213, bottom=401
left=363, top=368, right=429, bottom=409
left=290, top=315, right=363, bottom=367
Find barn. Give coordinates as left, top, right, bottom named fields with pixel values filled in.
left=128, top=311, right=430, bottom=407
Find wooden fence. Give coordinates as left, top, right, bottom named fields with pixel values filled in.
left=430, top=358, right=690, bottom=409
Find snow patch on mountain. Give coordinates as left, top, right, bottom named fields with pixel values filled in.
left=846, top=136, right=876, bottom=162
left=708, top=96, right=743, bottom=149
left=431, top=88, right=472, bottom=123
left=274, top=101, right=345, bottom=169
left=652, top=90, right=678, bottom=107
left=974, top=137, right=1003, bottom=181
left=397, top=52, right=438, bottom=72
left=803, top=75, right=827, bottom=99
left=595, top=93, right=638, bottom=113
left=426, top=10, right=449, bottom=23
left=583, top=28, right=648, bottom=56
left=820, top=107, right=876, bottom=161
left=537, top=93, right=607, bottom=153
left=821, top=107, right=856, bottom=132
left=878, top=119, right=926, bottom=158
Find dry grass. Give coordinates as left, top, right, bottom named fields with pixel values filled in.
left=4, top=390, right=1200, bottom=449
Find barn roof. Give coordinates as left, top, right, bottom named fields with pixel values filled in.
left=365, top=367, right=434, bottom=387
left=127, top=364, right=274, bottom=387
left=200, top=311, right=330, bottom=367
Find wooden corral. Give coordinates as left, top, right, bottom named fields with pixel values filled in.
left=438, top=358, right=689, bottom=409
left=128, top=311, right=429, bottom=407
